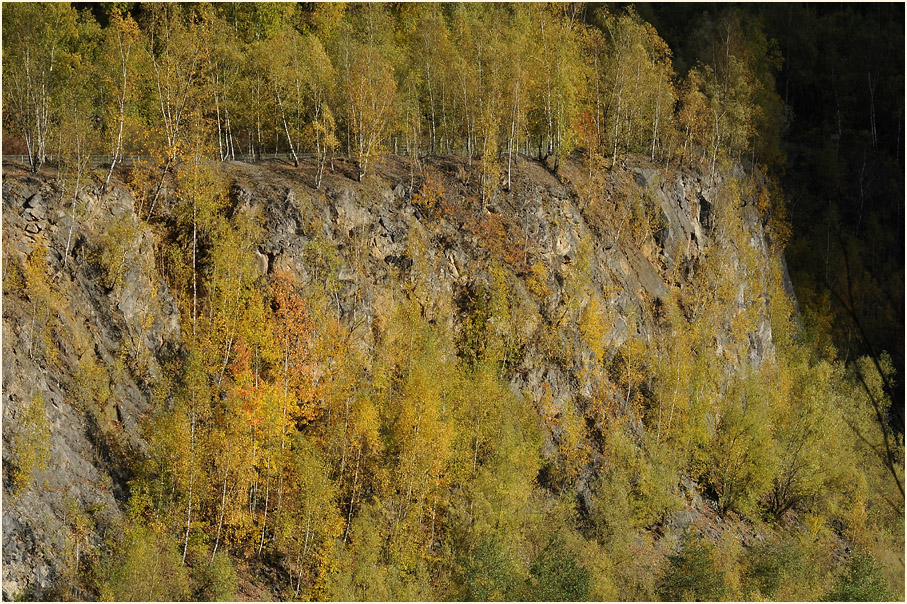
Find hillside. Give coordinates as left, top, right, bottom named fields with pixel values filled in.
left=3, top=152, right=902, bottom=600
left=2, top=2, right=903, bottom=602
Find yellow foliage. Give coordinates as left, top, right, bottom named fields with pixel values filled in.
left=579, top=294, right=612, bottom=368
left=525, top=261, right=551, bottom=299
left=73, top=355, right=112, bottom=416
left=3, top=256, right=27, bottom=294
left=412, top=170, right=448, bottom=218
left=11, top=392, right=52, bottom=492
left=94, top=214, right=140, bottom=291
left=20, top=244, right=61, bottom=367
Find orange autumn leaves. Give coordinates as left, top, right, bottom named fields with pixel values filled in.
left=228, top=270, right=322, bottom=430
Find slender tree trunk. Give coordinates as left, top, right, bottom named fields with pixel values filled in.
left=258, top=448, right=271, bottom=556
left=105, top=38, right=130, bottom=192
left=682, top=124, right=691, bottom=167
left=338, top=396, right=351, bottom=489
left=709, top=109, right=723, bottom=182
left=145, top=155, right=174, bottom=220
left=507, top=77, right=520, bottom=192
left=275, top=89, right=299, bottom=167
left=182, top=407, right=196, bottom=565
left=294, top=506, right=312, bottom=597
left=256, top=77, right=263, bottom=161
left=651, top=76, right=662, bottom=160
left=192, top=198, right=197, bottom=342
left=225, top=104, right=236, bottom=160
left=612, top=65, right=624, bottom=166
left=210, top=470, right=228, bottom=564
left=428, top=65, right=437, bottom=154
left=215, top=87, right=224, bottom=160
left=25, top=127, right=36, bottom=173
left=217, top=328, right=235, bottom=388
left=63, top=140, right=83, bottom=267
left=342, top=446, right=361, bottom=543
left=313, top=100, right=323, bottom=188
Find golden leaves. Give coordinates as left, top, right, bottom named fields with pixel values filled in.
left=411, top=170, right=449, bottom=219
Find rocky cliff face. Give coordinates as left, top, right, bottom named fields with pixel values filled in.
left=1, top=153, right=789, bottom=599
left=2, top=166, right=181, bottom=599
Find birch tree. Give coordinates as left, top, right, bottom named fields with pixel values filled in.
left=301, top=34, right=339, bottom=188
left=2, top=3, right=78, bottom=172
left=102, top=9, right=140, bottom=190
left=143, top=4, right=206, bottom=217
left=345, top=43, right=397, bottom=181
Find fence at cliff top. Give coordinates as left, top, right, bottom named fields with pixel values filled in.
left=0, top=148, right=480, bottom=167
left=1, top=152, right=323, bottom=166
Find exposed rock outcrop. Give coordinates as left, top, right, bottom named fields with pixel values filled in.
left=2, top=153, right=790, bottom=598
left=2, top=165, right=180, bottom=600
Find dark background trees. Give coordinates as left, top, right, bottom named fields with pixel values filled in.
left=637, top=2, right=904, bottom=439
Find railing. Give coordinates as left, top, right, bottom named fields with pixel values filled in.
left=2, top=147, right=488, bottom=169
left=1, top=152, right=324, bottom=166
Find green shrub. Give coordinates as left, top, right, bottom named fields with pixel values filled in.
left=591, top=427, right=677, bottom=539
left=459, top=537, right=525, bottom=601
left=657, top=536, right=728, bottom=602
left=701, top=371, right=777, bottom=515
left=824, top=550, right=896, bottom=602
left=529, top=538, right=591, bottom=602
left=99, top=523, right=190, bottom=601
left=742, top=538, right=825, bottom=600
left=194, top=551, right=238, bottom=602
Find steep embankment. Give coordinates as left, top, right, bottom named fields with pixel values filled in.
left=3, top=153, right=791, bottom=599
left=2, top=165, right=181, bottom=598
